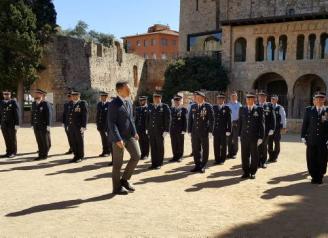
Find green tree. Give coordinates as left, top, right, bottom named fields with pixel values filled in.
left=162, top=56, right=230, bottom=102
left=0, top=0, right=43, bottom=113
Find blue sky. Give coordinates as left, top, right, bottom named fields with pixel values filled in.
left=53, top=0, right=180, bottom=40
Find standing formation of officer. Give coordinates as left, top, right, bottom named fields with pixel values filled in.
left=301, top=92, right=328, bottom=184
left=227, top=91, right=242, bottom=159
left=188, top=91, right=214, bottom=173
left=62, top=92, right=73, bottom=155
left=213, top=92, right=231, bottom=165
left=169, top=95, right=187, bottom=163
left=257, top=91, right=276, bottom=169
left=96, top=92, right=113, bottom=166
left=268, top=94, right=287, bottom=163
left=238, top=92, right=265, bottom=179
left=135, top=96, right=150, bottom=161
left=0, top=90, right=20, bottom=158
left=31, top=89, right=52, bottom=161
left=146, top=92, right=171, bottom=169
left=67, top=90, right=88, bottom=163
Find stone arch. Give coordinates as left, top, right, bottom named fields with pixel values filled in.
left=253, top=72, right=288, bottom=113
left=203, top=35, right=221, bottom=52
left=114, top=41, right=123, bottom=65
left=234, top=37, right=247, bottom=62
left=292, top=74, right=327, bottom=118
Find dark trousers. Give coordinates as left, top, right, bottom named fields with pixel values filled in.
left=34, top=128, right=50, bottom=158
left=258, top=134, right=269, bottom=165
left=214, top=134, right=227, bottom=163
left=112, top=138, right=141, bottom=192
left=306, top=144, right=328, bottom=181
left=170, top=133, right=184, bottom=160
left=99, top=130, right=111, bottom=154
left=241, top=139, right=259, bottom=175
left=68, top=127, right=84, bottom=159
left=149, top=133, right=164, bottom=167
left=228, top=121, right=239, bottom=156
left=138, top=132, right=149, bottom=158
left=268, top=131, right=281, bottom=160
left=65, top=127, right=73, bottom=152
left=192, top=133, right=209, bottom=168
left=1, top=126, right=17, bottom=155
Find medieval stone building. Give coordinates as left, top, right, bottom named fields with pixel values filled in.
left=180, top=0, right=328, bottom=118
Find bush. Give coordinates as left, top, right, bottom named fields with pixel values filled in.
left=162, top=56, right=229, bottom=103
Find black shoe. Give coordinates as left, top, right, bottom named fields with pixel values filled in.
left=113, top=187, right=129, bottom=195
left=7, top=154, right=15, bottom=158
left=311, top=178, right=323, bottom=184
left=200, top=167, right=206, bottom=173
left=241, top=174, right=249, bottom=179
left=65, top=150, right=73, bottom=155
left=140, top=156, right=148, bottom=160
left=190, top=167, right=201, bottom=173
left=169, top=158, right=177, bottom=163
left=250, top=174, right=256, bottom=179
left=69, top=158, right=77, bottom=163
left=0, top=154, right=8, bottom=158
left=176, top=158, right=182, bottom=163
left=154, top=166, right=161, bottom=170
left=34, top=156, right=47, bottom=161
left=99, top=153, right=109, bottom=157
left=75, top=158, right=83, bottom=163
left=189, top=153, right=193, bottom=157
left=226, top=154, right=233, bottom=159
left=268, top=159, right=277, bottom=163
left=108, top=161, right=113, bottom=166
left=260, top=163, right=267, bottom=169
left=120, top=179, right=135, bottom=192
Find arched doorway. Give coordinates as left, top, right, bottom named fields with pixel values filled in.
left=292, top=74, right=327, bottom=118
left=253, top=72, right=288, bottom=114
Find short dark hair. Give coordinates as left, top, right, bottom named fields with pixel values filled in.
left=116, top=81, right=129, bottom=91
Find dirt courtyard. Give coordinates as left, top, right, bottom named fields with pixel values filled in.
left=0, top=124, right=328, bottom=238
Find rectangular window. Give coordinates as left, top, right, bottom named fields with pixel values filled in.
left=151, top=39, right=156, bottom=46
left=172, top=40, right=177, bottom=46
left=161, top=53, right=167, bottom=59
left=144, top=40, right=148, bottom=47
left=152, top=53, right=157, bottom=59
left=161, top=38, right=168, bottom=46
left=137, top=40, right=141, bottom=47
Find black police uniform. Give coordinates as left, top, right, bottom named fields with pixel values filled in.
left=135, top=104, right=149, bottom=160
left=188, top=102, right=214, bottom=170
left=213, top=104, right=231, bottom=164
left=31, top=100, right=52, bottom=159
left=257, top=102, right=276, bottom=166
left=170, top=106, right=187, bottom=161
left=0, top=99, right=20, bottom=156
left=96, top=101, right=112, bottom=156
left=238, top=105, right=265, bottom=177
left=62, top=100, right=73, bottom=153
left=301, top=106, right=328, bottom=183
left=146, top=103, right=171, bottom=168
left=268, top=104, right=284, bottom=162
left=67, top=100, right=88, bottom=161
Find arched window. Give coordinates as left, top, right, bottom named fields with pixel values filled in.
left=278, top=35, right=287, bottom=61
left=234, top=38, right=247, bottom=62
left=308, top=34, right=316, bottom=60
left=267, top=36, right=276, bottom=61
left=133, top=66, right=138, bottom=87
left=320, top=33, right=328, bottom=59
left=296, top=35, right=305, bottom=60
left=255, top=37, right=264, bottom=62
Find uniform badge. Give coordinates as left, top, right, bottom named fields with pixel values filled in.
left=223, top=110, right=225, bottom=113
left=75, top=106, right=81, bottom=112
left=40, top=107, right=43, bottom=111
left=9, top=104, right=12, bottom=107
left=105, top=108, right=108, bottom=111
left=253, top=111, right=259, bottom=117
left=160, top=107, right=163, bottom=112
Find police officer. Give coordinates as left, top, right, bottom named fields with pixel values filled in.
left=67, top=90, right=88, bottom=163
left=146, top=92, right=171, bottom=169
left=188, top=91, right=214, bottom=173
left=0, top=90, right=20, bottom=158
left=257, top=90, right=276, bottom=168
left=169, top=95, right=187, bottom=163
left=135, top=96, right=150, bottom=160
left=96, top=91, right=112, bottom=160
left=62, top=92, right=73, bottom=155
left=301, top=92, right=328, bottom=184
left=227, top=91, right=242, bottom=159
left=31, top=89, right=52, bottom=161
left=268, top=95, right=287, bottom=163
left=213, top=92, right=231, bottom=165
left=238, top=92, right=265, bottom=179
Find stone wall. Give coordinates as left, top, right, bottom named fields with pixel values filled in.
left=179, top=0, right=218, bottom=52
left=220, top=0, right=328, bottom=21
